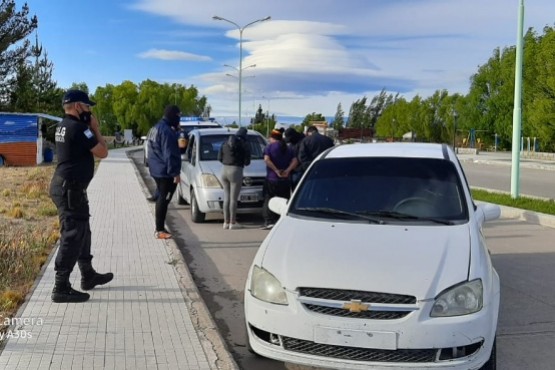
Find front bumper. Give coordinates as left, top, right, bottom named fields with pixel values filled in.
left=245, top=288, right=498, bottom=370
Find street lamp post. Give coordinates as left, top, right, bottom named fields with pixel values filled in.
left=213, top=15, right=271, bottom=126
left=452, top=110, right=459, bottom=151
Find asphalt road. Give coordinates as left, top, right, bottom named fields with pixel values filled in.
left=131, top=149, right=555, bottom=370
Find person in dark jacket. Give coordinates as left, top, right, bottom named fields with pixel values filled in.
left=218, top=127, right=251, bottom=230
left=148, top=105, right=182, bottom=239
left=283, top=127, right=305, bottom=190
left=49, top=89, right=113, bottom=303
left=261, top=129, right=298, bottom=229
left=298, top=125, right=334, bottom=172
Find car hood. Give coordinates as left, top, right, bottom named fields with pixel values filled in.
left=260, top=217, right=471, bottom=299
left=199, top=159, right=267, bottom=179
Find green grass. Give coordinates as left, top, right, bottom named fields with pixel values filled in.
left=471, top=189, right=555, bottom=216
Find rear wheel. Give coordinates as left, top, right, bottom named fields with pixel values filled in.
left=480, top=338, right=496, bottom=370
left=190, top=189, right=205, bottom=223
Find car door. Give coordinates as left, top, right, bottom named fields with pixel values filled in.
left=180, top=134, right=197, bottom=202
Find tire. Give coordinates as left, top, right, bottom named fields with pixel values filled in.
left=176, top=184, right=188, bottom=205
left=190, top=189, right=205, bottom=223
left=480, top=338, right=496, bottom=370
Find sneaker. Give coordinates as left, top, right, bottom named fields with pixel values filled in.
left=155, top=230, right=172, bottom=239
left=260, top=223, right=274, bottom=230
left=229, top=223, right=243, bottom=230
left=223, top=223, right=229, bottom=229
left=146, top=195, right=158, bottom=202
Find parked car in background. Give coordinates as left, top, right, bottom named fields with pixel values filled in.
left=245, top=142, right=500, bottom=370
left=142, top=117, right=221, bottom=166
left=177, top=127, right=267, bottom=223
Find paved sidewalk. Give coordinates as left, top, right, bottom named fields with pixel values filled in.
left=0, top=149, right=236, bottom=370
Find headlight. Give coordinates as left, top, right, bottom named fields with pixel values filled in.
left=200, top=173, right=222, bottom=188
left=431, top=279, right=483, bottom=317
left=250, top=266, right=288, bottom=305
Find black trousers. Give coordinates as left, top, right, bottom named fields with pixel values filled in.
left=262, top=179, right=291, bottom=224
left=153, top=177, right=177, bottom=231
left=49, top=176, right=93, bottom=277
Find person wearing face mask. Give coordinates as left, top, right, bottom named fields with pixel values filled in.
left=147, top=105, right=182, bottom=239
left=49, top=89, right=113, bottom=303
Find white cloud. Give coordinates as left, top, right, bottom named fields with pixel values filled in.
left=128, top=0, right=555, bottom=118
left=137, top=48, right=212, bottom=62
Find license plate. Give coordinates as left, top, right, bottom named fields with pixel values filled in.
left=313, top=327, right=397, bottom=350
left=240, top=194, right=259, bottom=203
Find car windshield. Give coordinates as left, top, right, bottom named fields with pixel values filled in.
left=290, top=157, right=468, bottom=224
left=198, top=134, right=266, bottom=161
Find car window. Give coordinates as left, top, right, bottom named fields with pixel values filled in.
left=290, top=157, right=468, bottom=223
left=198, top=134, right=266, bottom=161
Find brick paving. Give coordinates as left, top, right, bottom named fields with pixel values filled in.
left=0, top=149, right=222, bottom=370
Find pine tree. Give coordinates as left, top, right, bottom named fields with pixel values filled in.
left=0, top=0, right=38, bottom=108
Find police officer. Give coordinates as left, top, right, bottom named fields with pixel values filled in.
left=49, top=90, right=113, bottom=303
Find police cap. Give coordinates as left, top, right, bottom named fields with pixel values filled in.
left=62, top=90, right=96, bottom=106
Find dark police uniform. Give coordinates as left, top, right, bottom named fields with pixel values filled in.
left=49, top=114, right=98, bottom=279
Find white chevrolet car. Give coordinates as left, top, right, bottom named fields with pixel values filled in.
left=177, top=128, right=267, bottom=223
left=245, top=142, right=500, bottom=370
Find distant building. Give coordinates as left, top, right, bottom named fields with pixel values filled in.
left=0, top=112, right=62, bottom=166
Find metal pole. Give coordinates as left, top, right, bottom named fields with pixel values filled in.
left=239, top=28, right=243, bottom=127
left=511, top=0, right=524, bottom=198
left=213, top=16, right=271, bottom=127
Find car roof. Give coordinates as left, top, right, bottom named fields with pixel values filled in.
left=194, top=127, right=263, bottom=136
left=324, top=142, right=453, bottom=161
left=179, top=121, right=221, bottom=127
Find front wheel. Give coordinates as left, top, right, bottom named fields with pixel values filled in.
left=190, top=189, right=205, bottom=223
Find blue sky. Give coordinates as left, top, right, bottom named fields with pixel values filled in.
left=17, top=0, right=555, bottom=124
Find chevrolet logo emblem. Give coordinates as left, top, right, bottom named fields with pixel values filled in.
left=343, top=300, right=369, bottom=313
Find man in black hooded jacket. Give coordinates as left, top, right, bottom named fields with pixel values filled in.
left=298, top=125, right=334, bottom=172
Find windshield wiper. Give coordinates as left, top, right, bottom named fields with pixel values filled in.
left=295, top=207, right=384, bottom=224
left=363, top=210, right=454, bottom=225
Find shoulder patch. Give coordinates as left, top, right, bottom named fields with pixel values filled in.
left=84, top=129, right=94, bottom=139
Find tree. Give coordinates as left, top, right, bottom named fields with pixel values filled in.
left=332, top=103, right=345, bottom=130
left=347, top=97, right=367, bottom=128
left=5, top=33, right=62, bottom=115
left=0, top=0, right=38, bottom=107
left=302, top=112, right=326, bottom=128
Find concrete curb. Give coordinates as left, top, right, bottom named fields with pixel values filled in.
left=126, top=149, right=240, bottom=370
left=498, top=204, right=555, bottom=229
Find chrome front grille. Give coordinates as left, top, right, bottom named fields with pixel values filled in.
left=282, top=336, right=437, bottom=363
left=242, top=176, right=265, bottom=187
left=299, top=287, right=417, bottom=320
left=299, top=288, right=416, bottom=304
left=304, top=304, right=409, bottom=320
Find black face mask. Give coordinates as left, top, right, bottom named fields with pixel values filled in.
left=79, top=111, right=92, bottom=124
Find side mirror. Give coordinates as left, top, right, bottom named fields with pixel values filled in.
left=269, top=197, right=288, bottom=216
left=475, top=202, right=501, bottom=225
